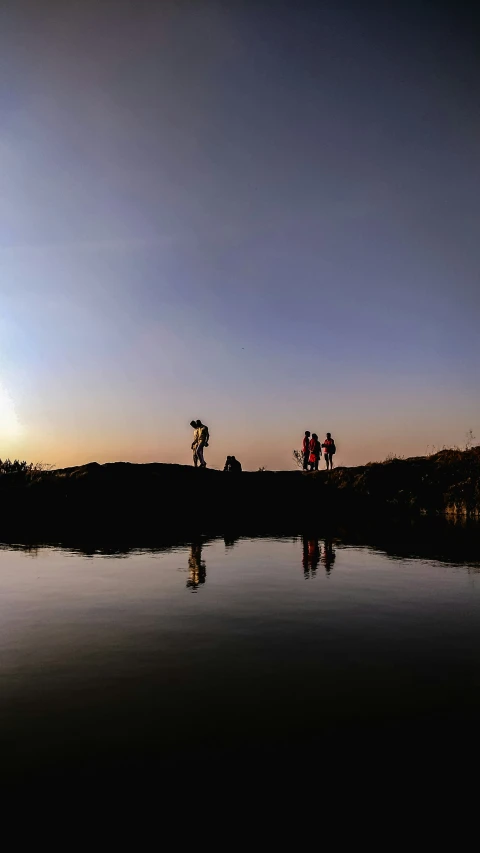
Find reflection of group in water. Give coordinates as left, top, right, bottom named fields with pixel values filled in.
left=302, top=537, right=336, bottom=578
left=186, top=536, right=335, bottom=590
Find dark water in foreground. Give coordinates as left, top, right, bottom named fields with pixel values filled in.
left=1, top=525, right=480, bottom=789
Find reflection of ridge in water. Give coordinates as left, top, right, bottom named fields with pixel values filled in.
left=187, top=542, right=206, bottom=591
left=1, top=517, right=480, bottom=568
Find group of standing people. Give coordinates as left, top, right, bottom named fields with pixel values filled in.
left=302, top=431, right=336, bottom=471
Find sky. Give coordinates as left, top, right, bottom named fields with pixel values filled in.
left=1, top=0, right=479, bottom=470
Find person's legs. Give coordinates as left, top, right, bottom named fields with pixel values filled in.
left=313, top=458, right=319, bottom=471
left=193, top=449, right=198, bottom=467
left=329, top=453, right=334, bottom=469
left=325, top=454, right=329, bottom=469
left=197, top=442, right=206, bottom=467
left=303, top=453, right=309, bottom=471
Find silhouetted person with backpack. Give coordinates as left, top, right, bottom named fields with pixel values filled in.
left=302, top=431, right=311, bottom=470
left=196, top=420, right=209, bottom=468
left=322, top=433, right=336, bottom=469
left=190, top=420, right=199, bottom=466
left=309, top=433, right=321, bottom=471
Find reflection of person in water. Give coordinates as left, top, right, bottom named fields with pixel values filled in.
left=187, top=542, right=206, bottom=591
left=321, top=539, right=336, bottom=575
left=224, top=534, right=240, bottom=549
left=302, top=536, right=320, bottom=578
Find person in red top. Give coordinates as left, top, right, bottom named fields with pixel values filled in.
left=302, top=431, right=311, bottom=470
left=309, top=433, right=321, bottom=471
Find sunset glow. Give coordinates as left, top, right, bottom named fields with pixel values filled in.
left=0, top=383, right=23, bottom=443
left=1, top=3, right=478, bottom=469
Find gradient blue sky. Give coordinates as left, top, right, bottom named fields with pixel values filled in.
left=1, top=0, right=479, bottom=469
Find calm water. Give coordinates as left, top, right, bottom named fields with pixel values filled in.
left=1, top=530, right=480, bottom=785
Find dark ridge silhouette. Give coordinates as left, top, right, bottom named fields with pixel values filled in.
left=0, top=447, right=478, bottom=539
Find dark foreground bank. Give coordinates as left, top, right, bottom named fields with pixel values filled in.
left=0, top=446, right=479, bottom=536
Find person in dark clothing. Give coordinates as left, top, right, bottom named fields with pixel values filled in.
left=309, top=433, right=321, bottom=471
left=322, top=433, right=336, bottom=470
left=302, top=431, right=311, bottom=470
left=224, top=455, right=242, bottom=473
left=230, top=456, right=242, bottom=473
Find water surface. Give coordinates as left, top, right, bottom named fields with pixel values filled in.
left=1, top=530, right=480, bottom=784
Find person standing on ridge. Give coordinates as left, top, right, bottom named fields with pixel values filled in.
left=196, top=420, right=210, bottom=468
left=302, top=431, right=311, bottom=470
left=309, top=433, right=321, bottom=472
left=322, top=433, right=336, bottom=470
left=190, top=420, right=200, bottom=466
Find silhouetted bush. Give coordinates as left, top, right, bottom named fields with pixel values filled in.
left=292, top=450, right=304, bottom=469
left=0, top=459, right=31, bottom=475
left=0, top=459, right=54, bottom=479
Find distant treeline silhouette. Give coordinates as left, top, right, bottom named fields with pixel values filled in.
left=0, top=459, right=52, bottom=477
left=0, top=459, right=32, bottom=475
